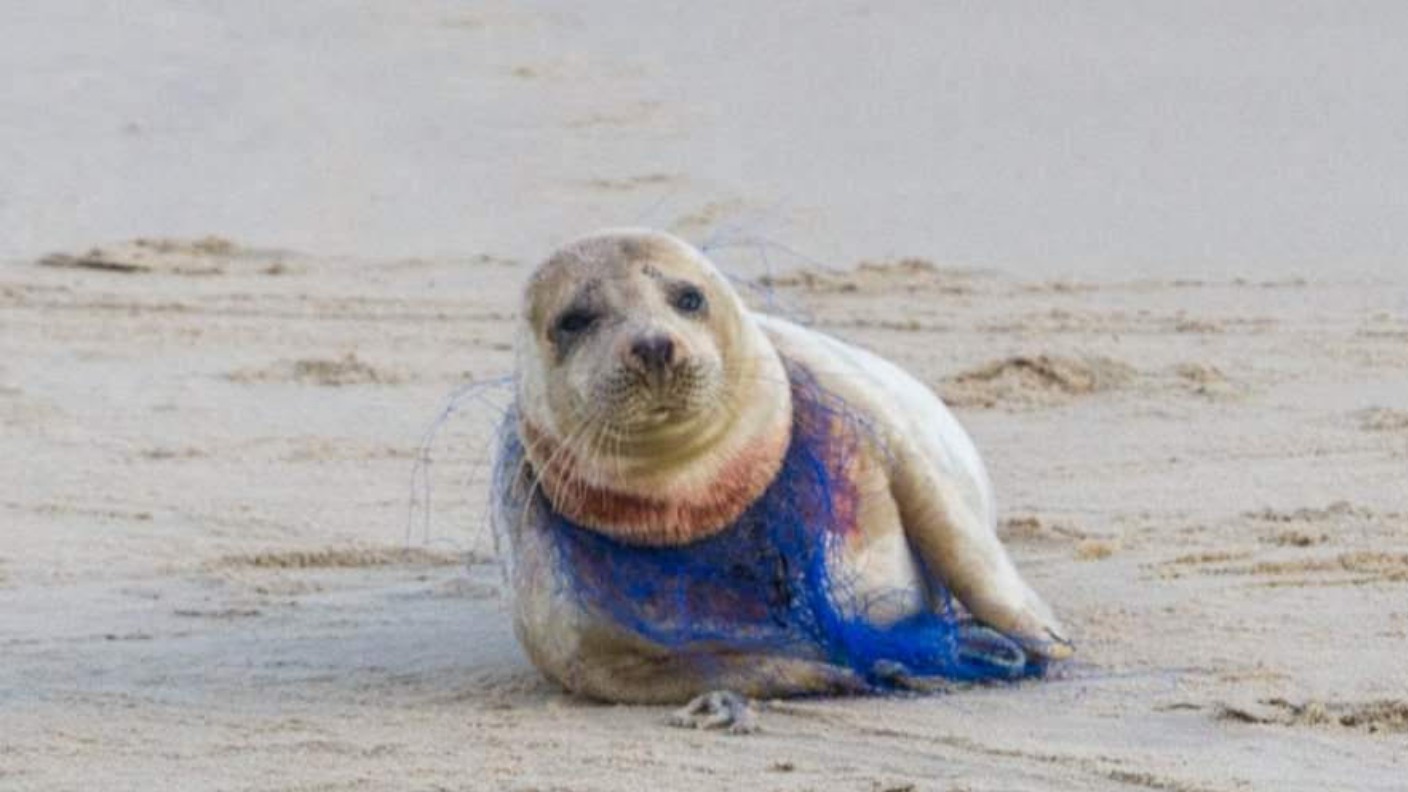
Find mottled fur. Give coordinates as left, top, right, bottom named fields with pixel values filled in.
left=500, top=229, right=1071, bottom=703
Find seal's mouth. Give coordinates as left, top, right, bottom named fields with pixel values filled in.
left=594, top=360, right=718, bottom=432
left=616, top=391, right=701, bottom=432
left=635, top=401, right=691, bottom=429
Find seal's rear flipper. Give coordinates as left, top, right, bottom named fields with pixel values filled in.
left=667, top=690, right=759, bottom=734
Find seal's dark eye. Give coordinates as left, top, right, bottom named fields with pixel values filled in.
left=555, top=309, right=596, bottom=335
left=673, top=286, right=706, bottom=315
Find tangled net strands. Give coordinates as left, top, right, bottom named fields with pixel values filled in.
left=406, top=375, right=515, bottom=557
left=492, top=363, right=1044, bottom=689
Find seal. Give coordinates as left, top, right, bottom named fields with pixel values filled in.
left=494, top=229, right=1072, bottom=730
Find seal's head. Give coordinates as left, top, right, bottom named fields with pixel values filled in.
left=517, top=229, right=791, bottom=546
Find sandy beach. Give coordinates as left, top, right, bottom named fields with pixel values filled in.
left=3, top=3, right=1408, bottom=791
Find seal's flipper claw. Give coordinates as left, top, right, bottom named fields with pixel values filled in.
left=1021, top=629, right=1076, bottom=662
left=959, top=583, right=1075, bottom=664
left=1000, top=608, right=1076, bottom=662
left=666, top=691, right=759, bottom=734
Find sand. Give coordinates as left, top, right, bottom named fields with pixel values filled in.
left=3, top=236, right=1406, bottom=792
left=4, top=3, right=1408, bottom=791
left=8, top=1, right=1408, bottom=279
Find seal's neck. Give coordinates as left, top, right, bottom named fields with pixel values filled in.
left=521, top=339, right=792, bottom=546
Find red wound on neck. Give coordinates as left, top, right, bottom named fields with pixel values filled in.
left=520, top=419, right=789, bottom=547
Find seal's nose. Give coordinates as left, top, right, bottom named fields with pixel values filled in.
left=629, top=334, right=675, bottom=371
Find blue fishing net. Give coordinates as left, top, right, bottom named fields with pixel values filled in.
left=495, top=364, right=1042, bottom=690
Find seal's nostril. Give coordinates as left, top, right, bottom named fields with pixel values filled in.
left=630, top=335, right=675, bottom=370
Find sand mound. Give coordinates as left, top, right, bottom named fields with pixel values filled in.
left=215, top=546, right=465, bottom=570
left=1170, top=362, right=1242, bottom=399
left=1263, top=529, right=1329, bottom=547
left=1218, top=699, right=1408, bottom=734
left=1245, top=501, right=1374, bottom=524
left=1163, top=544, right=1408, bottom=586
left=1241, top=551, right=1408, bottom=578
left=941, top=354, right=1134, bottom=409
left=227, top=353, right=402, bottom=386
left=758, top=258, right=975, bottom=295
left=998, top=515, right=1091, bottom=544
left=1356, top=407, right=1408, bottom=432
left=38, top=236, right=290, bottom=276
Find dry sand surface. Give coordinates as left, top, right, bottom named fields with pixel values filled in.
left=2, top=237, right=1406, bottom=791
left=8, top=0, right=1408, bottom=279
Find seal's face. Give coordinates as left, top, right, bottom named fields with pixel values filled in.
left=516, top=229, right=792, bottom=546
left=527, top=233, right=734, bottom=437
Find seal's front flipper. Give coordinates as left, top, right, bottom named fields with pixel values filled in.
left=893, top=465, right=1075, bottom=666
left=968, top=583, right=1075, bottom=662
left=666, top=690, right=759, bottom=734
